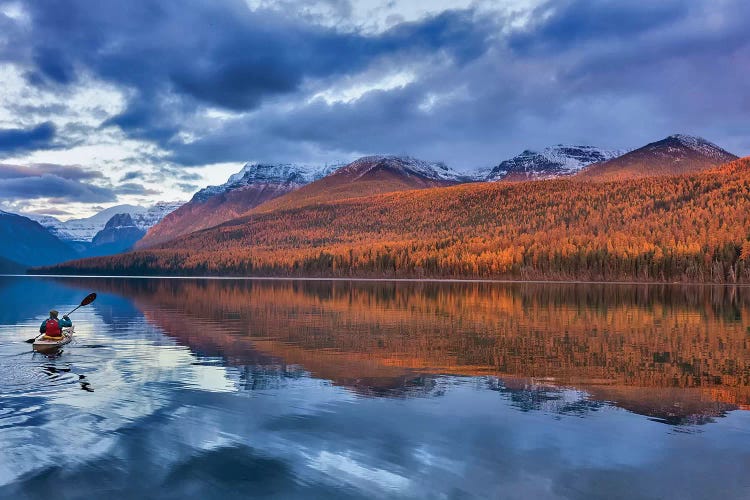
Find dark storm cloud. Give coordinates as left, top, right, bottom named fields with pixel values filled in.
left=10, top=0, right=491, bottom=146
left=154, top=0, right=750, bottom=167
left=0, top=175, right=115, bottom=202
left=2, top=0, right=749, bottom=169
left=0, top=163, right=103, bottom=181
left=31, top=46, right=75, bottom=85
left=507, top=0, right=691, bottom=53
left=0, top=122, right=56, bottom=155
left=0, top=163, right=116, bottom=202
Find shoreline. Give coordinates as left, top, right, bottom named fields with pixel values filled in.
left=4, top=273, right=750, bottom=287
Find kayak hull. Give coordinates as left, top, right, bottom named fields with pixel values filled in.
left=33, top=326, right=74, bottom=352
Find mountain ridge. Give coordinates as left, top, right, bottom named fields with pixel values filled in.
left=0, top=211, right=78, bottom=267
left=251, top=155, right=465, bottom=214
left=39, top=156, right=750, bottom=283
left=487, top=145, right=623, bottom=181
left=576, top=134, right=737, bottom=181
left=139, top=156, right=463, bottom=248
left=25, top=202, right=182, bottom=242
left=137, top=162, right=343, bottom=248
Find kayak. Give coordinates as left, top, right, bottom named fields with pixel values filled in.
left=33, top=326, right=74, bottom=352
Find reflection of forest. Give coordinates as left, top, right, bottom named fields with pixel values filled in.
left=61, top=278, right=750, bottom=418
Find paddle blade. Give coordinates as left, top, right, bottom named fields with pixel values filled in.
left=80, top=293, right=97, bottom=307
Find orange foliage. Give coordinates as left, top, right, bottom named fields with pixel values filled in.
left=44, top=157, right=750, bottom=282
left=65, top=277, right=750, bottom=412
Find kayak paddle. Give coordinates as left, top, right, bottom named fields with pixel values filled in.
left=25, top=293, right=97, bottom=343
left=65, top=293, right=97, bottom=316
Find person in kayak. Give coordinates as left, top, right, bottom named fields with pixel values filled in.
left=39, top=310, right=72, bottom=339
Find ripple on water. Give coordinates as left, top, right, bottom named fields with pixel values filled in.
left=0, top=357, right=80, bottom=397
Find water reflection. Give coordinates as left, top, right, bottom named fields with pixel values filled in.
left=1, top=276, right=749, bottom=498
left=60, top=277, right=750, bottom=420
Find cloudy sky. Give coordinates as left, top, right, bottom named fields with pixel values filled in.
left=0, top=0, right=748, bottom=218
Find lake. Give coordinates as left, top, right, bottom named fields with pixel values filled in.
left=1, top=276, right=749, bottom=499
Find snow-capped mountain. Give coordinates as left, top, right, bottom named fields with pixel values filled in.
left=486, top=146, right=624, bottom=181
left=577, top=134, right=738, bottom=181
left=255, top=155, right=467, bottom=214
left=92, top=213, right=146, bottom=246
left=192, top=163, right=343, bottom=203
left=138, top=163, right=342, bottom=248
left=26, top=202, right=183, bottom=242
left=338, top=156, right=466, bottom=182
left=130, top=201, right=185, bottom=230
left=86, top=213, right=147, bottom=257
left=664, top=134, right=735, bottom=160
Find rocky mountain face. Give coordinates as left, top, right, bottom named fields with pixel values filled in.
left=86, top=213, right=147, bottom=257
left=132, top=202, right=185, bottom=231
left=0, top=211, right=78, bottom=268
left=254, top=156, right=465, bottom=213
left=576, top=135, right=737, bottom=181
left=335, top=156, right=466, bottom=182
left=137, top=163, right=342, bottom=248
left=191, top=163, right=341, bottom=203
left=486, top=146, right=623, bottom=181
left=27, top=202, right=182, bottom=243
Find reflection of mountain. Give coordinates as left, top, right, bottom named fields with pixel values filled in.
left=61, top=277, right=750, bottom=422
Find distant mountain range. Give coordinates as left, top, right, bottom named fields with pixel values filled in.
left=140, top=136, right=730, bottom=250
left=0, top=202, right=182, bottom=270
left=486, top=145, right=623, bottom=181
left=255, top=155, right=466, bottom=213
left=137, top=163, right=341, bottom=248
left=14, top=133, right=748, bottom=280
left=138, top=156, right=465, bottom=248
left=0, top=211, right=78, bottom=268
left=86, top=213, right=147, bottom=258
left=27, top=201, right=183, bottom=242
left=47, top=155, right=750, bottom=283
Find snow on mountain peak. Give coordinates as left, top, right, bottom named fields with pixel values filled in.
left=193, top=162, right=344, bottom=202
left=340, top=155, right=464, bottom=181
left=665, top=134, right=732, bottom=159
left=24, top=202, right=183, bottom=242
left=486, top=145, right=624, bottom=181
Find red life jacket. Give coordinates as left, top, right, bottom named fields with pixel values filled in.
left=46, top=318, right=62, bottom=337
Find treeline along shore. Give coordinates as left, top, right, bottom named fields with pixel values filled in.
left=36, top=158, right=750, bottom=283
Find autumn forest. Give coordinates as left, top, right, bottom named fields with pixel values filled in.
left=41, top=157, right=750, bottom=283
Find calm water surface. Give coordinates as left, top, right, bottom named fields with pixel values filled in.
left=1, top=276, right=750, bottom=499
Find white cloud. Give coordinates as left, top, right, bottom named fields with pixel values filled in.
left=0, top=1, right=28, bottom=23
left=245, top=0, right=542, bottom=33
left=0, top=63, right=197, bottom=215
left=309, top=70, right=416, bottom=105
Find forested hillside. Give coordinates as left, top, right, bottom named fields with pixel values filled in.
left=40, top=157, right=750, bottom=283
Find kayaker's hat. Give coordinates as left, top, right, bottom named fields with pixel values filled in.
left=50, top=310, right=59, bottom=318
